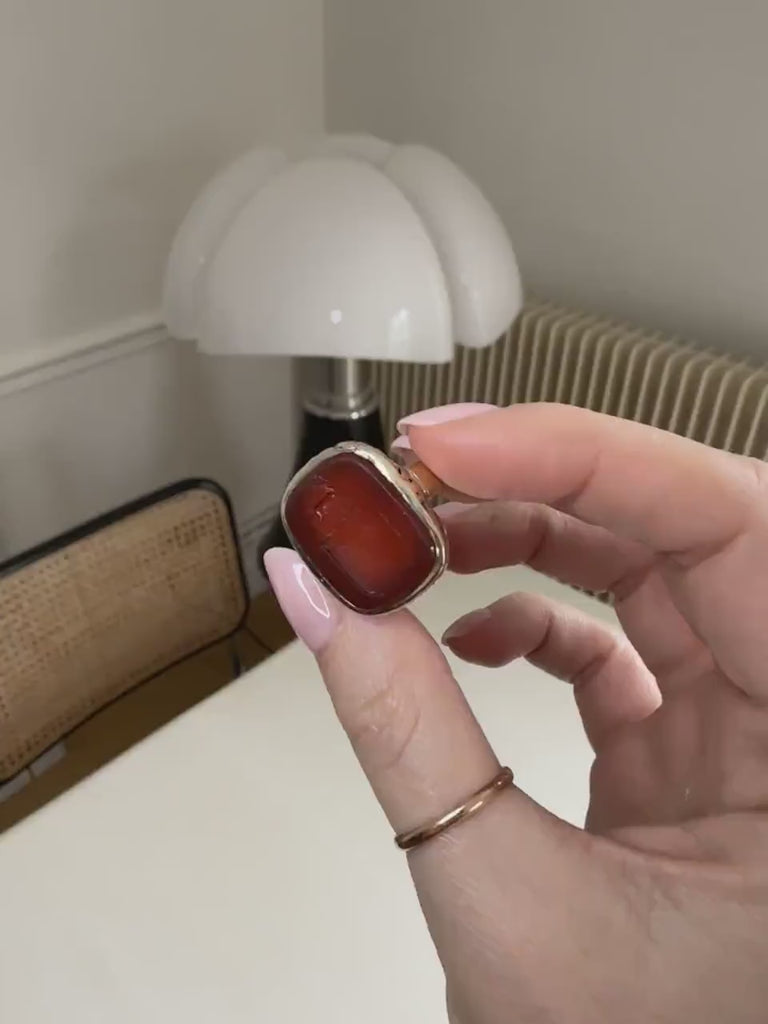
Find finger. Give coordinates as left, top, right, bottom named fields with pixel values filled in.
left=409, top=403, right=768, bottom=698
left=391, top=435, right=478, bottom=504
left=443, top=591, right=660, bottom=750
left=391, top=401, right=498, bottom=502
left=439, top=500, right=651, bottom=589
left=408, top=404, right=754, bottom=550
left=263, top=548, right=576, bottom=845
left=438, top=501, right=711, bottom=687
left=395, top=402, right=498, bottom=433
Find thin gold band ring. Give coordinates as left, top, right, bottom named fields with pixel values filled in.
left=395, top=767, right=514, bottom=851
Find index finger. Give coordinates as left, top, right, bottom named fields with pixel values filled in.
left=408, top=404, right=768, bottom=697
left=409, top=404, right=758, bottom=555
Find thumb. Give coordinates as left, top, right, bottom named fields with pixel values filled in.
left=263, top=547, right=582, bottom=867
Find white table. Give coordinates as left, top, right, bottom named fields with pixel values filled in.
left=0, top=567, right=613, bottom=1023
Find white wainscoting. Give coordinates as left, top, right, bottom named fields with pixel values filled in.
left=0, top=321, right=290, bottom=591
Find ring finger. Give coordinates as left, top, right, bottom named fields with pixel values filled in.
left=438, top=500, right=711, bottom=686
left=442, top=590, right=661, bottom=750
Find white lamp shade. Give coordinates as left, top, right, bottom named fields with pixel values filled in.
left=200, top=157, right=453, bottom=362
left=163, top=135, right=521, bottom=362
left=384, top=145, right=522, bottom=348
left=162, top=147, right=287, bottom=340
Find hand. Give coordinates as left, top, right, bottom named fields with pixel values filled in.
left=265, top=403, right=768, bottom=1024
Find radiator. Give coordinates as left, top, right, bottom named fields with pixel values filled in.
left=372, top=299, right=768, bottom=459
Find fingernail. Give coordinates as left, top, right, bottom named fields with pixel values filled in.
left=263, top=548, right=339, bottom=653
left=396, top=402, right=497, bottom=433
left=389, top=434, right=418, bottom=468
left=435, top=501, right=474, bottom=520
left=442, top=607, right=492, bottom=644
left=390, top=434, right=412, bottom=454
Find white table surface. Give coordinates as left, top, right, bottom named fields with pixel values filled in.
left=0, top=567, right=614, bottom=1023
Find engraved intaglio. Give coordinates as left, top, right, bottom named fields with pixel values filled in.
left=281, top=443, right=448, bottom=615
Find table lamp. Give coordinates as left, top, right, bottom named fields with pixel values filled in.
left=162, top=134, right=522, bottom=565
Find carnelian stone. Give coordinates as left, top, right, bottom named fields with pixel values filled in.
left=284, top=452, right=437, bottom=613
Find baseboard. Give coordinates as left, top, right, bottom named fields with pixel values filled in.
left=0, top=313, right=167, bottom=398
left=238, top=503, right=280, bottom=594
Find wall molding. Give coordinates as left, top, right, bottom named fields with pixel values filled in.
left=0, top=313, right=167, bottom=399
left=0, top=316, right=284, bottom=595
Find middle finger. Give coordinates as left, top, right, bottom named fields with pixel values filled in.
left=439, top=501, right=711, bottom=686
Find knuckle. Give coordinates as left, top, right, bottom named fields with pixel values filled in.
left=744, top=456, right=768, bottom=496
left=499, top=589, right=552, bottom=628
left=344, top=667, right=421, bottom=775
left=572, top=632, right=633, bottom=694
left=485, top=501, right=514, bottom=531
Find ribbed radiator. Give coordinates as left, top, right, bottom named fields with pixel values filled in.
left=372, top=299, right=768, bottom=459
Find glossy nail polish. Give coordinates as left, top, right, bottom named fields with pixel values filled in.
left=263, top=548, right=338, bottom=652
left=281, top=442, right=447, bottom=615
left=396, top=402, right=497, bottom=433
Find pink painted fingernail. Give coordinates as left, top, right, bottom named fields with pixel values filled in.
left=389, top=434, right=416, bottom=466
left=396, top=402, right=497, bottom=433
left=263, top=548, right=340, bottom=653
left=442, top=608, right=492, bottom=644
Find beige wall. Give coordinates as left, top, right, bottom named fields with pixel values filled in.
left=0, top=0, right=322, bottom=564
left=0, top=0, right=322, bottom=357
left=326, top=0, right=768, bottom=357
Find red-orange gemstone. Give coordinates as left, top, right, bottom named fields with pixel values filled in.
left=283, top=452, right=438, bottom=614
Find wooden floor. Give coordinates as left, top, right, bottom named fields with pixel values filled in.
left=0, top=590, right=294, bottom=834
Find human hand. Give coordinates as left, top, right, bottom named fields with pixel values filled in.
left=265, top=403, right=768, bottom=1023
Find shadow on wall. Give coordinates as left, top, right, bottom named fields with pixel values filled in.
left=0, top=340, right=295, bottom=560
left=32, top=140, right=225, bottom=344
left=0, top=341, right=192, bottom=556
left=161, top=339, right=241, bottom=492
left=0, top=444, right=82, bottom=557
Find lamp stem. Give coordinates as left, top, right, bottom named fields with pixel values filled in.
left=301, top=358, right=378, bottom=419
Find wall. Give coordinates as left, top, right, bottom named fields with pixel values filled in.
left=326, top=0, right=768, bottom=357
left=0, top=0, right=323, bottom=570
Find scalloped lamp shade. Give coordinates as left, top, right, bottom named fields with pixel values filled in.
left=163, top=135, right=522, bottom=363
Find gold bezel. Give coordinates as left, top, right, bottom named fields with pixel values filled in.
left=280, top=441, right=448, bottom=614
